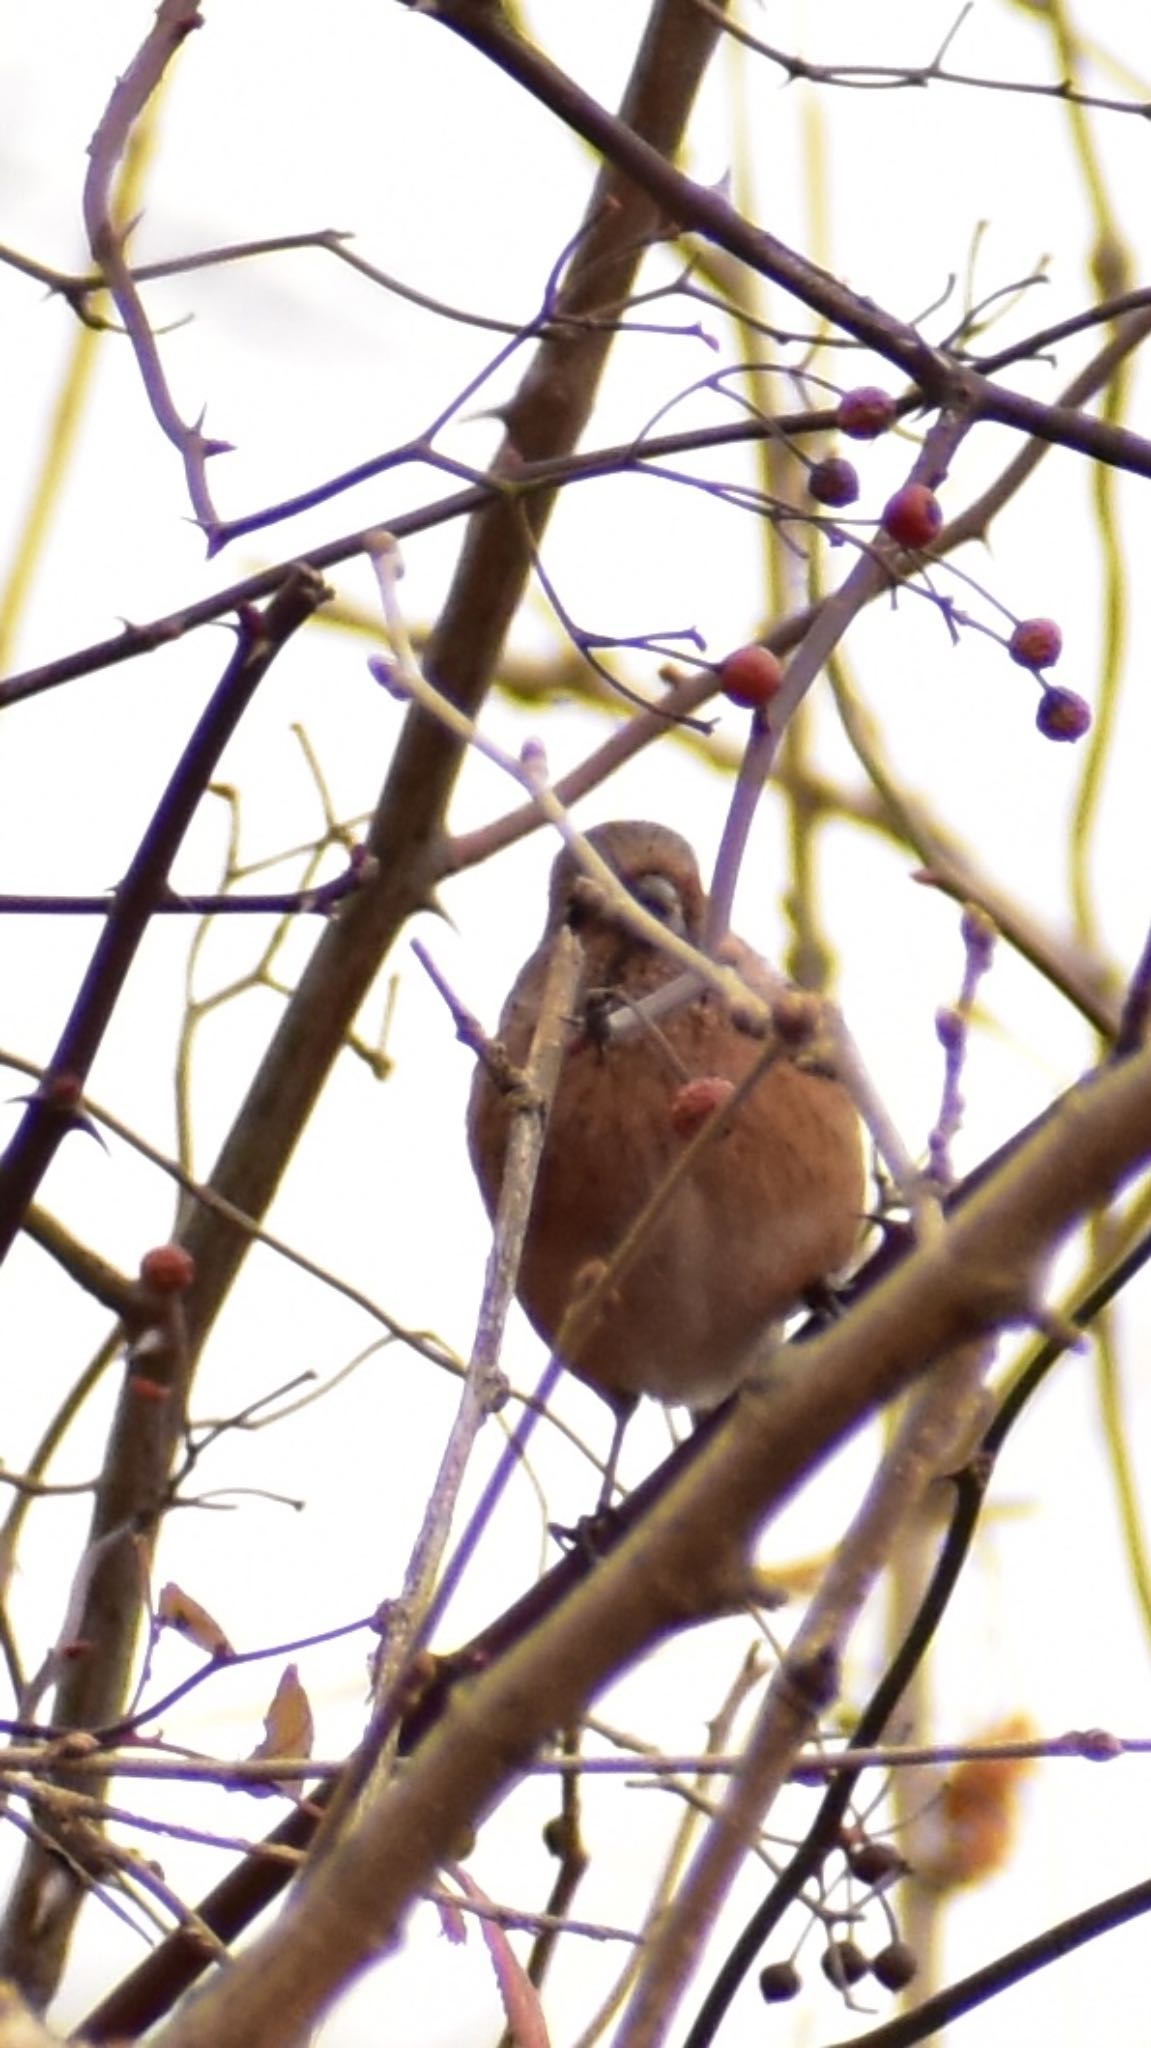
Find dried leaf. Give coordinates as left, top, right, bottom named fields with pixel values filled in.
left=158, top=1581, right=234, bottom=1660
left=249, top=1664, right=314, bottom=1797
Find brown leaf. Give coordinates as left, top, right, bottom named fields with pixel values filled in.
left=157, top=1581, right=234, bottom=1660
left=249, top=1664, right=314, bottom=1797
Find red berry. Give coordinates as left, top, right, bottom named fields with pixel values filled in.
left=837, top=386, right=896, bottom=439
left=670, top=1076, right=735, bottom=1138
left=718, top=644, right=783, bottom=709
left=139, top=1244, right=196, bottom=1294
left=871, top=1940, right=918, bottom=1992
left=808, top=456, right=860, bottom=507
left=1009, top=617, right=1063, bottom=670
left=881, top=482, right=942, bottom=550
left=1036, top=686, right=1091, bottom=742
left=759, top=1961, right=801, bottom=2003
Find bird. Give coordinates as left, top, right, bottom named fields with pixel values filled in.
left=467, top=820, right=865, bottom=1420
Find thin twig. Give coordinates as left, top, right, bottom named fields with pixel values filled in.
left=81, top=1, right=225, bottom=534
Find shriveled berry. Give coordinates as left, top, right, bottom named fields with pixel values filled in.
left=808, top=456, right=860, bottom=507
left=1009, top=617, right=1063, bottom=670
left=542, top=1815, right=568, bottom=1857
left=1036, top=686, right=1091, bottom=742
left=821, top=1939, right=868, bottom=1989
left=671, top=1075, right=736, bottom=1138
left=871, top=1940, right=918, bottom=1992
left=846, top=1839, right=905, bottom=1888
left=758, top=1960, right=801, bottom=2003
left=881, top=483, right=942, bottom=549
left=838, top=386, right=896, bottom=439
left=139, top=1244, right=196, bottom=1294
left=718, top=643, right=783, bottom=709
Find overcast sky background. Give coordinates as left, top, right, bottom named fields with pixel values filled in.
left=3, top=3, right=1151, bottom=2042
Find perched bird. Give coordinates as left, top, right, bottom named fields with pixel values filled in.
left=468, top=821, right=864, bottom=1417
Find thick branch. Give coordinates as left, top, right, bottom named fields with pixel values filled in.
left=413, top=0, right=1151, bottom=480
left=150, top=1044, right=1151, bottom=2048
left=0, top=569, right=328, bottom=2007
left=0, top=567, right=328, bottom=1267
left=172, top=0, right=730, bottom=1397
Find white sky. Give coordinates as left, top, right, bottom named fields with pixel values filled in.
left=3, top=3, right=1151, bottom=2043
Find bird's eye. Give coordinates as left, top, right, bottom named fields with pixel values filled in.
left=632, top=871, right=686, bottom=936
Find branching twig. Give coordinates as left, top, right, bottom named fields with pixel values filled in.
left=81, top=1, right=225, bottom=534
left=135, top=1040, right=1151, bottom=2048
